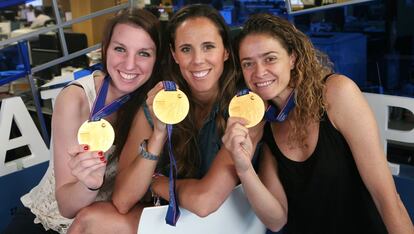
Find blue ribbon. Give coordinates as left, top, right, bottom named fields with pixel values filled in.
left=163, top=81, right=181, bottom=226
left=89, top=76, right=131, bottom=121
left=237, top=88, right=250, bottom=97
left=265, top=90, right=295, bottom=122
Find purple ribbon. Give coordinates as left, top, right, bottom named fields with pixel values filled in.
left=264, top=90, right=295, bottom=122
left=89, top=76, right=130, bottom=121
left=163, top=81, right=181, bottom=226
left=237, top=88, right=250, bottom=97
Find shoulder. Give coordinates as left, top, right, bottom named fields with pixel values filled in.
left=324, top=74, right=368, bottom=129
left=56, top=71, right=106, bottom=113
left=54, top=83, right=89, bottom=117
left=325, top=74, right=360, bottom=98
left=324, top=74, right=362, bottom=108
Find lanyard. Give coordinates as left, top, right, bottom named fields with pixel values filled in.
left=264, top=90, right=295, bottom=122
left=89, top=76, right=131, bottom=121
left=163, top=81, right=181, bottom=226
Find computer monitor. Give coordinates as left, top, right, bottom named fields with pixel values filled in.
left=63, top=32, right=89, bottom=68
left=2, top=10, right=17, bottom=21
left=35, top=32, right=89, bottom=69
left=30, top=48, right=61, bottom=79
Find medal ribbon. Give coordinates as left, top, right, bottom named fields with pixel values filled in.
left=89, top=76, right=131, bottom=121
left=163, top=81, right=181, bottom=226
left=265, top=90, right=295, bottom=122
left=237, top=88, right=250, bottom=97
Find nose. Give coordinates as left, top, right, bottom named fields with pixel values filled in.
left=255, top=62, right=268, bottom=78
left=192, top=49, right=205, bottom=65
left=125, top=52, right=135, bottom=70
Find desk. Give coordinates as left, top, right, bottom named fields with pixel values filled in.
left=10, top=28, right=36, bottom=38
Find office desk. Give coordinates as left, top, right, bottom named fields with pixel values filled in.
left=10, top=28, right=36, bottom=38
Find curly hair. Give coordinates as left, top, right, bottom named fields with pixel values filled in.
left=235, top=13, right=334, bottom=148
left=163, top=4, right=238, bottom=177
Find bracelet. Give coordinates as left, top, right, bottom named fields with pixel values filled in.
left=150, top=173, right=163, bottom=206
left=139, top=139, right=159, bottom=161
left=87, top=175, right=105, bottom=191
left=87, top=186, right=101, bottom=191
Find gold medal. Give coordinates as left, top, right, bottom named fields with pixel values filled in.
left=153, top=89, right=189, bottom=124
left=229, top=91, right=265, bottom=128
left=77, top=119, right=114, bottom=152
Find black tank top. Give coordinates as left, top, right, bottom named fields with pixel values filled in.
left=263, top=113, right=387, bottom=234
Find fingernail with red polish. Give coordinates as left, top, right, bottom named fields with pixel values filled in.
left=100, top=156, right=105, bottom=161
left=98, top=151, right=103, bottom=156
left=83, top=145, right=89, bottom=151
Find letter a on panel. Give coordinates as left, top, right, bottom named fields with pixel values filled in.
left=0, top=97, right=50, bottom=177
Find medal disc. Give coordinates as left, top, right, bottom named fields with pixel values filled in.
left=77, top=119, right=114, bottom=152
left=153, top=89, right=189, bottom=124
left=229, top=91, right=265, bottom=128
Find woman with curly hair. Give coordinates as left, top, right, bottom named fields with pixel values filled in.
left=222, top=13, right=413, bottom=233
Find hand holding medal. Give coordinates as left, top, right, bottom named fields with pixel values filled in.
left=223, top=89, right=264, bottom=176
left=228, top=89, right=265, bottom=128
left=153, top=81, right=190, bottom=124
left=77, top=76, right=130, bottom=152
left=152, top=81, right=189, bottom=226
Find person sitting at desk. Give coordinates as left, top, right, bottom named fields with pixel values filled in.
left=30, top=9, right=51, bottom=29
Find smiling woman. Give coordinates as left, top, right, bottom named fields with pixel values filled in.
left=170, top=17, right=229, bottom=100
left=105, top=23, right=157, bottom=95
left=3, top=8, right=162, bottom=234
left=222, top=13, right=414, bottom=233
left=112, top=5, right=265, bottom=227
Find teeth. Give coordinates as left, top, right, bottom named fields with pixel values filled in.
left=120, top=71, right=137, bottom=80
left=256, top=80, right=273, bottom=87
left=192, top=70, right=209, bottom=78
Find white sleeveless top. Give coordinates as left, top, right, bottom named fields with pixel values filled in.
left=21, top=71, right=118, bottom=233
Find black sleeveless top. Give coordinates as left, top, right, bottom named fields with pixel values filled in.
left=263, top=113, right=387, bottom=234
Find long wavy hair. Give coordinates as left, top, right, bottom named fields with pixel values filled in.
left=235, top=13, right=334, bottom=148
left=163, top=4, right=238, bottom=178
left=101, top=8, right=162, bottom=160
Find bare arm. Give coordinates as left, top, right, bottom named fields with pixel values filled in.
left=152, top=117, right=265, bottom=217
left=222, top=117, right=287, bottom=231
left=152, top=147, right=239, bottom=217
left=112, top=82, right=167, bottom=214
left=326, top=75, right=414, bottom=234
left=54, top=85, right=106, bottom=218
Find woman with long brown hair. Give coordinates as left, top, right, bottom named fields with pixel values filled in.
left=223, top=13, right=413, bottom=233
left=113, top=4, right=263, bottom=222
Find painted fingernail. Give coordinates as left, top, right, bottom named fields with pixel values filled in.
left=83, top=145, right=89, bottom=151
left=98, top=151, right=103, bottom=156
left=100, top=156, right=105, bottom=161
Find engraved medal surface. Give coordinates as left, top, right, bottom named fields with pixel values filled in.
left=153, top=89, right=189, bottom=124
left=229, top=91, right=265, bottom=128
left=77, top=119, right=114, bottom=152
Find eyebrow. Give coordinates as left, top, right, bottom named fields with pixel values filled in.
left=240, top=51, right=279, bottom=62
left=177, top=41, right=216, bottom=49
left=178, top=43, right=191, bottom=49
left=111, top=41, right=155, bottom=51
